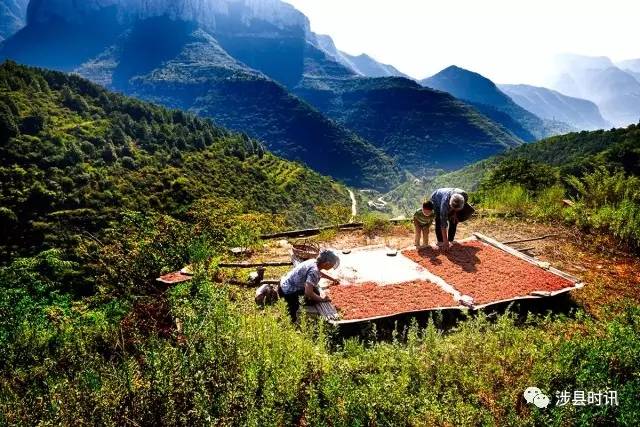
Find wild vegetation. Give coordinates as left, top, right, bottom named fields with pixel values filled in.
left=1, top=63, right=639, bottom=426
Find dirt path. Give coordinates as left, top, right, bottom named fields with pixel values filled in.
left=348, top=189, right=357, bottom=222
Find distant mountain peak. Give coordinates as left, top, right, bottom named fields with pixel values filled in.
left=499, top=83, right=610, bottom=131
left=312, top=33, right=408, bottom=78
left=423, top=65, right=570, bottom=141
left=551, top=54, right=640, bottom=126
left=424, top=65, right=507, bottom=106
left=554, top=53, right=616, bottom=72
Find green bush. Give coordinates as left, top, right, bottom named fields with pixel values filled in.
left=361, top=212, right=390, bottom=237
left=566, top=166, right=640, bottom=209
left=314, top=203, right=352, bottom=226
left=478, top=183, right=532, bottom=216
left=531, top=185, right=566, bottom=220
left=565, top=168, right=640, bottom=248
left=2, top=285, right=639, bottom=426
left=481, top=157, right=559, bottom=193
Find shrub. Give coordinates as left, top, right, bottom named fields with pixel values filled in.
left=120, top=156, right=137, bottom=170
left=565, top=168, right=640, bottom=248
left=566, top=166, right=640, bottom=209
left=314, top=203, right=352, bottom=226
left=531, top=185, right=566, bottom=220
left=361, top=212, right=390, bottom=237
left=481, top=157, right=559, bottom=193
left=0, top=101, right=19, bottom=142
left=19, top=112, right=47, bottom=135
left=478, top=183, right=531, bottom=216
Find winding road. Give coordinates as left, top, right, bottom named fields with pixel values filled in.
left=347, top=189, right=357, bottom=222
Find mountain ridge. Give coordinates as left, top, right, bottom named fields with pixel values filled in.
left=0, top=61, right=354, bottom=258
left=551, top=54, right=640, bottom=127
left=294, top=75, right=523, bottom=175
left=422, top=65, right=571, bottom=141
left=1, top=4, right=404, bottom=190
left=499, top=83, right=610, bottom=131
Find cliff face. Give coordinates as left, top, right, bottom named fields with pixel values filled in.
left=26, top=0, right=310, bottom=34
left=0, top=0, right=29, bottom=40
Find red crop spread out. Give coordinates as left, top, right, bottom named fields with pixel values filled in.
left=402, top=241, right=572, bottom=305
left=328, top=280, right=458, bottom=320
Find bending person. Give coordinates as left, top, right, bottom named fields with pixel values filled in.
left=430, top=188, right=469, bottom=252
left=278, top=249, right=340, bottom=322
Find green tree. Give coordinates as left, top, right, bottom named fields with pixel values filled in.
left=481, top=157, right=559, bottom=193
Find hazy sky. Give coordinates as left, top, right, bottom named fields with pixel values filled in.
left=285, top=0, right=640, bottom=85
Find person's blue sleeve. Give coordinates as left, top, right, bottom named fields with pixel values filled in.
left=440, top=195, right=449, bottom=228
left=306, top=268, right=321, bottom=289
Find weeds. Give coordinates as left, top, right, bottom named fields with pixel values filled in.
left=361, top=213, right=391, bottom=237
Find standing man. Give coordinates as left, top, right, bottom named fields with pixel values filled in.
left=278, top=249, right=340, bottom=321
left=430, top=188, right=469, bottom=252
left=413, top=200, right=434, bottom=247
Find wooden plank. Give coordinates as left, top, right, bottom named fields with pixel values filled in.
left=219, top=261, right=292, bottom=268
left=502, top=234, right=557, bottom=245
left=260, top=219, right=412, bottom=240
left=475, top=232, right=543, bottom=265
left=261, top=223, right=363, bottom=240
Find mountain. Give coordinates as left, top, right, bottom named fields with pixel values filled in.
left=293, top=76, right=522, bottom=175
left=176, top=14, right=523, bottom=176
left=313, top=34, right=408, bottom=78
left=552, top=54, right=640, bottom=127
left=0, top=61, right=354, bottom=259
left=617, top=58, right=640, bottom=74
left=422, top=66, right=571, bottom=141
left=499, top=84, right=610, bottom=131
left=209, top=23, right=525, bottom=176
left=0, top=0, right=28, bottom=41
left=617, top=59, right=640, bottom=84
left=0, top=0, right=402, bottom=190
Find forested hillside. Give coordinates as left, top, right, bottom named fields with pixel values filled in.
left=430, top=124, right=640, bottom=191
left=0, top=9, right=403, bottom=190
left=0, top=61, right=351, bottom=260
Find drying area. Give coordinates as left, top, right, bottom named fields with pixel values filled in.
left=328, top=281, right=461, bottom=322
left=321, top=233, right=583, bottom=324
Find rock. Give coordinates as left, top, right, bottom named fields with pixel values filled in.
left=277, top=239, right=291, bottom=249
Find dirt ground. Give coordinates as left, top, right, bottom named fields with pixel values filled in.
left=239, top=216, right=640, bottom=318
